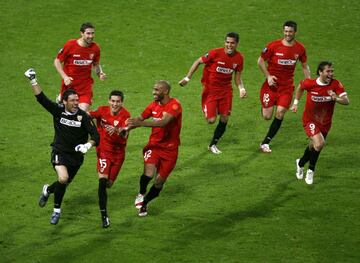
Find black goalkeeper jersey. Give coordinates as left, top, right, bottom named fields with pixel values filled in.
left=36, top=92, right=99, bottom=154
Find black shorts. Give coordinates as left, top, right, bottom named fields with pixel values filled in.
left=51, top=149, right=83, bottom=183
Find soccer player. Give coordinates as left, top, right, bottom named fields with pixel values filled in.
left=88, top=90, right=130, bottom=228
left=24, top=68, right=100, bottom=225
left=54, top=22, right=106, bottom=111
left=179, top=32, right=247, bottom=154
left=126, top=80, right=182, bottom=217
left=258, top=21, right=310, bottom=153
left=291, top=61, right=349, bottom=184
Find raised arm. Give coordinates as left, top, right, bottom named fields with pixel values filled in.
left=178, top=57, right=204, bottom=86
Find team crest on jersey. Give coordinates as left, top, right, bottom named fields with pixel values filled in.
left=233, top=63, right=237, bottom=69
left=294, top=54, right=299, bottom=59
left=172, top=103, right=179, bottom=111
left=90, top=53, right=95, bottom=59
left=114, top=120, right=119, bottom=126
left=77, top=115, right=83, bottom=121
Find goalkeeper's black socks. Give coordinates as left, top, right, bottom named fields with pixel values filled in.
left=54, top=182, right=67, bottom=209
left=210, top=120, right=227, bottom=146
left=262, top=117, right=283, bottom=145
left=47, top=181, right=58, bottom=194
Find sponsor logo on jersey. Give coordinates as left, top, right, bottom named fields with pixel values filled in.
left=277, top=59, right=297, bottom=65
left=275, top=52, right=284, bottom=56
left=73, top=60, right=93, bottom=65
left=60, top=117, right=82, bottom=127
left=311, top=95, right=332, bottom=102
left=216, top=67, right=233, bottom=74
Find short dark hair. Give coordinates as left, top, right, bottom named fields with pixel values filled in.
left=283, top=20, right=297, bottom=31
left=109, top=90, right=124, bottom=101
left=317, top=61, right=333, bottom=76
left=80, top=22, right=95, bottom=32
left=157, top=80, right=171, bottom=92
left=226, top=32, right=239, bottom=43
left=62, top=89, right=78, bottom=102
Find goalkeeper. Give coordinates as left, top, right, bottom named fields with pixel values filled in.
left=24, top=68, right=100, bottom=225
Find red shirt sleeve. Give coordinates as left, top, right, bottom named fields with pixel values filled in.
left=141, top=103, right=153, bottom=120
left=201, top=49, right=216, bottom=64
left=56, top=40, right=72, bottom=62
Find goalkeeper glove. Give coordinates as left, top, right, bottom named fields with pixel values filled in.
left=75, top=142, right=92, bottom=154
left=24, top=68, right=38, bottom=85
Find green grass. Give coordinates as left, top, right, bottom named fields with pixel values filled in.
left=1, top=0, right=360, bottom=262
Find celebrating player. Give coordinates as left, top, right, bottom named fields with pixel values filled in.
left=54, top=22, right=106, bottom=111
left=127, top=80, right=182, bottom=217
left=24, top=68, right=99, bottom=225
left=291, top=61, right=349, bottom=184
left=258, top=21, right=310, bottom=153
left=179, top=32, right=247, bottom=154
left=88, top=90, right=130, bottom=228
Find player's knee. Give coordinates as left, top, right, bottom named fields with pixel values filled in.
left=207, top=118, right=216, bottom=124
left=314, top=142, right=325, bottom=151
left=263, top=114, right=272, bottom=120
left=58, top=177, right=68, bottom=184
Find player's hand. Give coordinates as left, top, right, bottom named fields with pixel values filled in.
left=63, top=76, right=73, bottom=86
left=239, top=88, right=247, bottom=98
left=126, top=118, right=142, bottom=128
left=178, top=76, right=190, bottom=87
left=290, top=104, right=298, bottom=113
left=75, top=142, right=92, bottom=154
left=24, top=68, right=38, bottom=85
left=267, top=75, right=277, bottom=86
left=99, top=72, right=106, bottom=81
left=327, top=90, right=337, bottom=101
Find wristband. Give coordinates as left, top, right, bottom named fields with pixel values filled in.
left=30, top=79, right=38, bottom=86
left=239, top=87, right=246, bottom=92
left=184, top=76, right=190, bottom=82
left=293, top=99, right=299, bottom=105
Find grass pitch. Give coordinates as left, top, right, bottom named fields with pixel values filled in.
left=1, top=0, right=360, bottom=262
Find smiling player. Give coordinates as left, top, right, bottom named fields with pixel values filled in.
left=54, top=22, right=106, bottom=111
left=179, top=32, right=247, bottom=154
left=258, top=21, right=310, bottom=153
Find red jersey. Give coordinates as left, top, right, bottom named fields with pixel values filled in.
left=89, top=106, right=130, bottom=153
left=141, top=98, right=182, bottom=149
left=57, top=39, right=100, bottom=81
left=201, top=48, right=244, bottom=94
left=300, top=78, right=346, bottom=126
left=261, top=39, right=307, bottom=86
